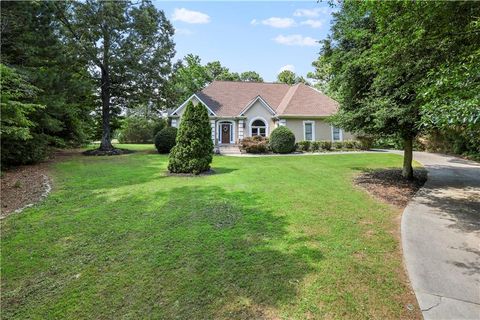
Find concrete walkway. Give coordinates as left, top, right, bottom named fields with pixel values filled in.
left=401, top=152, right=480, bottom=319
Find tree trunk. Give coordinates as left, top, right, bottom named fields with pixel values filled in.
left=99, top=67, right=113, bottom=151
left=99, top=24, right=113, bottom=151
left=402, top=137, right=414, bottom=180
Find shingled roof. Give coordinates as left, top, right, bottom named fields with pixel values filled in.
left=184, top=81, right=338, bottom=117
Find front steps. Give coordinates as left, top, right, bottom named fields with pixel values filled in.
left=216, top=144, right=242, bottom=155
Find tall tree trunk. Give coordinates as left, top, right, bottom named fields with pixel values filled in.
left=402, top=137, right=414, bottom=180
left=99, top=67, right=113, bottom=151
left=99, top=23, right=113, bottom=151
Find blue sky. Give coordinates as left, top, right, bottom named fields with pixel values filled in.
left=153, top=1, right=336, bottom=82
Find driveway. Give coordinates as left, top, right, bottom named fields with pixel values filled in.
left=401, top=152, right=480, bottom=319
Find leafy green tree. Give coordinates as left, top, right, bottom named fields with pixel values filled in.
left=0, top=65, right=47, bottom=166
left=1, top=1, right=96, bottom=150
left=168, top=101, right=213, bottom=174
left=277, top=70, right=296, bottom=85
left=312, top=1, right=480, bottom=178
left=240, top=71, right=263, bottom=82
left=55, top=0, right=175, bottom=151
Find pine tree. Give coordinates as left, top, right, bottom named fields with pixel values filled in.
left=168, top=102, right=213, bottom=174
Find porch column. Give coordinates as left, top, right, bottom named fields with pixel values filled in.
left=171, top=119, right=178, bottom=128
left=210, top=120, right=216, bottom=144
left=238, top=120, right=244, bottom=141
left=279, top=119, right=286, bottom=126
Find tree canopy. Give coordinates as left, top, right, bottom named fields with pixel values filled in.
left=55, top=0, right=176, bottom=151
left=310, top=1, right=480, bottom=177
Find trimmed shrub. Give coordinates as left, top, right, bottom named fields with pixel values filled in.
left=154, top=127, right=177, bottom=153
left=297, top=141, right=311, bottom=152
left=269, top=126, right=296, bottom=154
left=333, top=141, right=344, bottom=149
left=319, top=140, right=332, bottom=151
left=152, top=119, right=167, bottom=137
left=343, top=140, right=356, bottom=149
left=241, top=136, right=269, bottom=154
left=168, top=102, right=213, bottom=174
left=311, top=141, right=321, bottom=152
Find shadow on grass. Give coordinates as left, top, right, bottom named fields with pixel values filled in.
left=146, top=186, right=322, bottom=318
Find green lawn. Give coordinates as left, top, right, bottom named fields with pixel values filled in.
left=1, top=145, right=419, bottom=319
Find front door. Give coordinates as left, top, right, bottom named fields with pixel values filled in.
left=221, top=123, right=231, bottom=144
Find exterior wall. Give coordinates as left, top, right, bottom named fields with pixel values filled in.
left=243, top=100, right=275, bottom=138
left=282, top=119, right=354, bottom=142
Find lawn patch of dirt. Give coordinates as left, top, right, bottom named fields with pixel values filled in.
left=355, top=168, right=427, bottom=208
left=1, top=149, right=82, bottom=218
left=1, top=163, right=51, bottom=218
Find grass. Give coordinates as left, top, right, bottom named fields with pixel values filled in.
left=1, top=145, right=419, bottom=319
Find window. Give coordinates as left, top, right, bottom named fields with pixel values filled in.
left=303, top=121, right=315, bottom=141
left=332, top=126, right=342, bottom=141
left=251, top=119, right=267, bottom=137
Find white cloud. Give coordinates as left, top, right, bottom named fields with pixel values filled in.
left=278, top=64, right=295, bottom=74
left=250, top=19, right=259, bottom=25
left=261, top=17, right=295, bottom=28
left=293, top=8, right=332, bottom=18
left=301, top=19, right=323, bottom=28
left=172, top=8, right=210, bottom=24
left=273, top=34, right=318, bottom=47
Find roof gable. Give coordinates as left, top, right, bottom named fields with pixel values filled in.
left=238, top=96, right=276, bottom=116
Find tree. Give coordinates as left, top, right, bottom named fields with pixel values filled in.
left=240, top=71, right=263, bottom=82
left=312, top=1, right=480, bottom=178
left=277, top=70, right=296, bottom=85
left=1, top=1, right=96, bottom=151
left=55, top=0, right=175, bottom=152
left=168, top=101, right=213, bottom=174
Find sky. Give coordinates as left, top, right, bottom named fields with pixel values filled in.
left=153, top=1, right=337, bottom=82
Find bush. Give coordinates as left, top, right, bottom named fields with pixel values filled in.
left=154, top=127, right=177, bottom=153
left=1, top=133, right=50, bottom=166
left=311, top=141, right=321, bottom=152
left=118, top=117, right=165, bottom=144
left=297, top=141, right=311, bottom=152
left=357, top=136, right=374, bottom=150
left=333, top=141, right=344, bottom=149
left=343, top=140, right=357, bottom=149
left=168, top=102, right=213, bottom=174
left=269, top=126, right=296, bottom=154
left=319, top=140, right=332, bottom=151
left=241, top=136, right=269, bottom=153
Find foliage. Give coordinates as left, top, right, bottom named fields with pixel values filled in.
left=319, top=140, right=332, bottom=151
left=241, top=136, right=269, bottom=154
left=357, top=136, right=374, bottom=150
left=312, top=1, right=480, bottom=178
left=168, top=102, right=213, bottom=174
left=332, top=141, right=344, bottom=150
left=311, top=141, right=321, bottom=152
left=277, top=70, right=296, bottom=85
left=297, top=141, right=311, bottom=152
left=170, top=56, right=265, bottom=108
left=240, top=71, right=263, bottom=82
left=55, top=0, right=176, bottom=150
left=118, top=117, right=165, bottom=144
left=1, top=2, right=96, bottom=165
left=154, top=127, right=177, bottom=154
left=269, top=126, right=296, bottom=154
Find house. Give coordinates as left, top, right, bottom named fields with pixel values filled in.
left=169, top=81, right=354, bottom=150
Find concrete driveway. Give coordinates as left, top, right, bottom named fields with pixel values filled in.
left=401, top=152, right=480, bottom=319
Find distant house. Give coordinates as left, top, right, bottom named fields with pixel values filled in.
left=169, top=81, right=353, bottom=147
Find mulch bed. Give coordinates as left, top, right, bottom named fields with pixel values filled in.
left=0, top=149, right=84, bottom=219
left=83, top=148, right=135, bottom=156
left=355, top=168, right=427, bottom=208
left=1, top=163, right=51, bottom=218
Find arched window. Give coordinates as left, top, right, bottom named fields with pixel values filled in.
left=251, top=119, right=267, bottom=137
